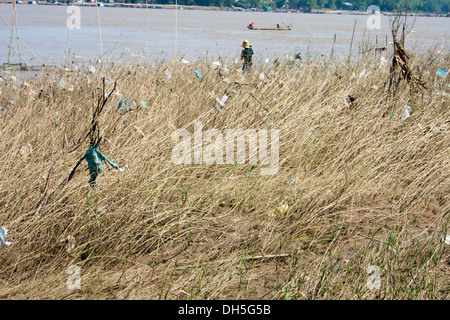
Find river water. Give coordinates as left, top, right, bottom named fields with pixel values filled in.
left=0, top=4, right=449, bottom=65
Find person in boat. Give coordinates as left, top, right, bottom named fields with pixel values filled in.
left=240, top=40, right=254, bottom=72
left=248, top=22, right=254, bottom=29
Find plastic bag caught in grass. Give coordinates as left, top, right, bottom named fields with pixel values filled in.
left=212, top=61, right=221, bottom=69
left=66, top=235, right=76, bottom=253
left=118, top=99, right=136, bottom=115
left=83, top=146, right=123, bottom=187
left=441, top=234, right=450, bottom=245
left=212, top=95, right=228, bottom=110
left=436, top=69, right=448, bottom=78
left=139, top=101, right=149, bottom=109
left=401, top=105, right=411, bottom=120
left=13, top=143, right=33, bottom=157
left=0, top=227, right=12, bottom=246
left=286, top=176, right=295, bottom=185
left=165, top=69, right=172, bottom=80
left=195, top=70, right=202, bottom=79
left=379, top=57, right=387, bottom=69
left=83, top=65, right=96, bottom=75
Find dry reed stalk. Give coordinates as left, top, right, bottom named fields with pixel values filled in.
left=0, top=50, right=448, bottom=300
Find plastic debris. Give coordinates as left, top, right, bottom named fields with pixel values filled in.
left=212, top=61, right=221, bottom=69
left=265, top=58, right=270, bottom=64
left=212, top=95, right=228, bottom=110
left=286, top=176, right=295, bottom=185
left=258, top=72, right=265, bottom=81
left=181, top=59, right=190, bottom=64
left=86, top=65, right=96, bottom=75
left=66, top=235, right=76, bottom=253
left=440, top=234, right=450, bottom=245
left=401, top=105, right=411, bottom=120
left=118, top=99, right=136, bottom=115
left=195, top=70, right=202, bottom=79
left=165, top=69, right=172, bottom=80
left=431, top=125, right=440, bottom=134
left=0, top=226, right=12, bottom=246
left=82, top=146, right=123, bottom=187
left=14, top=143, right=33, bottom=157
left=436, top=69, right=448, bottom=78
left=118, top=99, right=131, bottom=114
left=139, top=101, right=149, bottom=109
left=359, top=69, right=367, bottom=79
left=58, top=78, right=65, bottom=88
left=379, top=56, right=387, bottom=68
left=388, top=245, right=397, bottom=253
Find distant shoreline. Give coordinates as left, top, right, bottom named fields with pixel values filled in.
left=1, top=1, right=448, bottom=18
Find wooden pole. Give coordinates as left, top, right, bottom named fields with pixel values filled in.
left=145, top=0, right=149, bottom=61
left=65, top=27, right=71, bottom=68
left=14, top=3, right=21, bottom=62
left=330, top=33, right=336, bottom=60
left=348, top=19, right=357, bottom=64
left=7, top=0, right=16, bottom=63
left=174, top=0, right=177, bottom=60
left=0, top=14, right=44, bottom=66
left=0, top=32, right=31, bottom=67
left=96, top=0, right=103, bottom=57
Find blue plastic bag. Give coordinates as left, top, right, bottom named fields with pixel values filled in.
left=436, top=69, right=448, bottom=78
left=83, top=146, right=123, bottom=186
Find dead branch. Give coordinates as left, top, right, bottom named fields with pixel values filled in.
left=35, top=77, right=117, bottom=214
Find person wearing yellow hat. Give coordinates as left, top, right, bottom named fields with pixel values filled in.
left=240, top=40, right=254, bottom=72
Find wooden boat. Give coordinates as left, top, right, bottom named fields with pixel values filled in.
left=248, top=26, right=292, bottom=31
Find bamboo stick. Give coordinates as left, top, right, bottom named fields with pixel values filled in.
left=96, top=0, right=103, bottom=57
left=348, top=19, right=357, bottom=64
left=145, top=0, right=149, bottom=61
left=0, top=14, right=44, bottom=66
left=174, top=0, right=178, bottom=60
left=0, top=32, right=31, bottom=67
left=14, top=2, right=21, bottom=63
left=7, top=1, right=16, bottom=63
left=65, top=27, right=71, bottom=69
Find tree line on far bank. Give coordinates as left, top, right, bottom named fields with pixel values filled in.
left=109, top=0, right=449, bottom=14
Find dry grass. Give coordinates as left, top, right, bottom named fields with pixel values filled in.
left=0, top=46, right=448, bottom=300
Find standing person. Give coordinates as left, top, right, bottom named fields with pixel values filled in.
left=240, top=40, right=254, bottom=72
